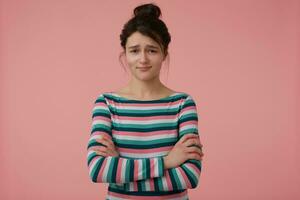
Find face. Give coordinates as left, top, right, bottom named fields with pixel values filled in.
left=125, top=31, right=165, bottom=82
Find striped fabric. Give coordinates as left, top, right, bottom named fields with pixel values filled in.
left=87, top=92, right=202, bottom=199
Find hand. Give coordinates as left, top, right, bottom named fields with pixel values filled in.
left=91, top=134, right=119, bottom=157
left=163, top=133, right=204, bottom=169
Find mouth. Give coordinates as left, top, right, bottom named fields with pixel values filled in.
left=137, top=66, right=152, bottom=71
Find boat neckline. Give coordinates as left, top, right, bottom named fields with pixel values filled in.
left=108, top=92, right=182, bottom=102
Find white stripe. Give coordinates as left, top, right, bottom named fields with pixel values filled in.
left=174, top=168, right=187, bottom=189
left=94, top=105, right=109, bottom=111
left=185, top=164, right=200, bottom=177
left=129, top=182, right=134, bottom=191
left=105, top=194, right=125, bottom=200
left=161, top=176, right=169, bottom=191
left=171, top=194, right=189, bottom=200
left=109, top=103, right=180, bottom=110
left=113, top=118, right=177, bottom=124
left=180, top=124, right=197, bottom=132
left=121, top=159, right=127, bottom=183
left=113, top=133, right=177, bottom=141
left=119, top=151, right=169, bottom=158
left=92, top=119, right=111, bottom=126
left=90, top=134, right=107, bottom=141
left=137, top=159, right=143, bottom=180
left=153, top=158, right=159, bottom=177
left=143, top=179, right=150, bottom=191
left=89, top=157, right=100, bottom=175
left=102, top=157, right=112, bottom=182
left=179, top=109, right=196, bottom=118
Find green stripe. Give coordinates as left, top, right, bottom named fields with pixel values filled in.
left=168, top=169, right=179, bottom=190
left=112, top=125, right=177, bottom=132
left=154, top=178, right=160, bottom=190
left=110, top=109, right=178, bottom=117
left=129, top=159, right=134, bottom=182
left=87, top=152, right=98, bottom=166
left=112, top=121, right=177, bottom=129
left=125, top=159, right=131, bottom=183
left=108, top=185, right=186, bottom=196
left=142, top=159, right=147, bottom=179
left=181, top=165, right=197, bottom=188
left=117, top=141, right=176, bottom=149
left=114, top=137, right=177, bottom=146
left=157, top=177, right=164, bottom=191
left=91, top=158, right=104, bottom=182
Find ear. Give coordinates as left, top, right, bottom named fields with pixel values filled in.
left=163, top=51, right=168, bottom=61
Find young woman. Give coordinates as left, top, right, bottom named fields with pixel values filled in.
left=87, top=3, right=204, bottom=199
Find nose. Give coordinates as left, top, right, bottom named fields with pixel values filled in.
left=139, top=51, right=148, bottom=63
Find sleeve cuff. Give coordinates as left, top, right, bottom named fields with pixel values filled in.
left=150, top=156, right=165, bottom=178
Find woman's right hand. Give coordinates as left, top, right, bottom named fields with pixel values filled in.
left=163, top=133, right=204, bottom=169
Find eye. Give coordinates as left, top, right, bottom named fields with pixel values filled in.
left=130, top=49, right=138, bottom=53
left=149, top=49, right=157, bottom=53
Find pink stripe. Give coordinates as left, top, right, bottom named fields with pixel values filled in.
left=111, top=114, right=176, bottom=121
left=179, top=120, right=197, bottom=129
left=149, top=178, right=155, bottom=190
left=118, top=146, right=172, bottom=154
left=97, top=158, right=107, bottom=182
left=112, top=129, right=177, bottom=137
left=115, top=158, right=122, bottom=183
left=95, top=102, right=107, bottom=107
left=133, top=181, right=138, bottom=191
left=134, top=159, right=139, bottom=181
left=187, top=162, right=201, bottom=175
left=165, top=171, right=173, bottom=191
left=107, top=189, right=187, bottom=199
left=181, top=105, right=196, bottom=112
left=92, top=131, right=112, bottom=140
left=178, top=167, right=192, bottom=188
left=150, top=158, right=155, bottom=178
left=93, top=116, right=111, bottom=121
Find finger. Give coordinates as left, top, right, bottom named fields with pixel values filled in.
left=183, top=138, right=200, bottom=147
left=186, top=146, right=203, bottom=155
left=101, top=135, right=115, bottom=146
left=187, top=152, right=202, bottom=161
left=96, top=138, right=115, bottom=150
left=95, top=150, right=108, bottom=157
left=90, top=146, right=107, bottom=152
left=178, top=133, right=199, bottom=144
left=99, top=134, right=112, bottom=141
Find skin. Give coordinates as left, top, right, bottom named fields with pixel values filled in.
left=94, top=31, right=204, bottom=169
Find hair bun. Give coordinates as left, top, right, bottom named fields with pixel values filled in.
left=133, top=3, right=161, bottom=19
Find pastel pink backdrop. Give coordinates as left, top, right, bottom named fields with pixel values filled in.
left=1, top=0, right=299, bottom=199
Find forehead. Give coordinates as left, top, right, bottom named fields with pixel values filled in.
left=126, top=32, right=160, bottom=48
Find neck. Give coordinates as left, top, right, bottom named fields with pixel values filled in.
left=127, top=77, right=166, bottom=98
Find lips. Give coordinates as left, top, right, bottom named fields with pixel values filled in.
left=137, top=66, right=152, bottom=71
left=137, top=66, right=152, bottom=69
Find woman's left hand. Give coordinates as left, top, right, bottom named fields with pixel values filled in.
left=92, top=134, right=119, bottom=157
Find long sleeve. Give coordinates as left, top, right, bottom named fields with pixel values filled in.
left=87, top=94, right=165, bottom=183
left=118, top=95, right=202, bottom=191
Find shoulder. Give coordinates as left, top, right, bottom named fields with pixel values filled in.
left=93, top=91, right=113, bottom=103
left=177, top=92, right=196, bottom=101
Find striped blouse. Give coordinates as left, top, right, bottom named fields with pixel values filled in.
left=87, top=92, right=202, bottom=200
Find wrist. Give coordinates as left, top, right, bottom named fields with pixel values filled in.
left=163, top=156, right=170, bottom=169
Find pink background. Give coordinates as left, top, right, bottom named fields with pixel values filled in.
left=1, top=0, right=299, bottom=199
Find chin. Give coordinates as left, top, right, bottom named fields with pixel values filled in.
left=136, top=74, right=157, bottom=81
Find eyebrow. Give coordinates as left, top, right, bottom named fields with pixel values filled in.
left=128, top=45, right=159, bottom=49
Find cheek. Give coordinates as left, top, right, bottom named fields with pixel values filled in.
left=125, top=56, right=137, bottom=67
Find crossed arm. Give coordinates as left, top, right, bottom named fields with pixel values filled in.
left=87, top=94, right=204, bottom=191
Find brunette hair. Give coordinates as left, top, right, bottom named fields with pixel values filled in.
left=119, top=3, right=171, bottom=73
left=119, top=3, right=171, bottom=79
